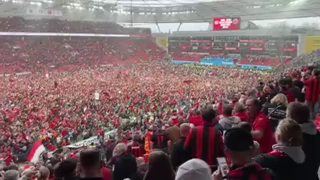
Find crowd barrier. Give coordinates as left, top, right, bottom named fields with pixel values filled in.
left=239, top=64, right=272, bottom=70
left=171, top=58, right=272, bottom=70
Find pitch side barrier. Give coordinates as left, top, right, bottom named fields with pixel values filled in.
left=0, top=32, right=131, bottom=37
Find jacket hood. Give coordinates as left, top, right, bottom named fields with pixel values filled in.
left=299, top=121, right=318, bottom=135
left=220, top=116, right=241, bottom=126
left=272, top=144, right=305, bottom=164
left=175, top=159, right=211, bottom=180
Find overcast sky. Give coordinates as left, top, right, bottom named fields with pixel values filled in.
left=122, top=17, right=320, bottom=32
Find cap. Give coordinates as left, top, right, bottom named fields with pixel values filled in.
left=175, top=159, right=211, bottom=180
left=224, top=128, right=254, bottom=151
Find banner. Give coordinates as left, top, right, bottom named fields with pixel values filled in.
left=66, top=130, right=116, bottom=149
left=304, top=36, right=320, bottom=53
left=156, top=37, right=168, bottom=50
left=249, top=47, right=264, bottom=51
left=26, top=9, right=62, bottom=16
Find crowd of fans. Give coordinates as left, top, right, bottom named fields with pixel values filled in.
left=0, top=17, right=320, bottom=180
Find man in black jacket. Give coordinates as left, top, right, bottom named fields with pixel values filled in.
left=112, top=143, right=137, bottom=180
left=212, top=128, right=277, bottom=180
left=170, top=123, right=191, bottom=170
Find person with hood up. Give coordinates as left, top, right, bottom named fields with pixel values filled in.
left=254, top=118, right=306, bottom=180
left=175, top=159, right=212, bottom=180
left=219, top=105, right=241, bottom=131
left=287, top=102, right=320, bottom=180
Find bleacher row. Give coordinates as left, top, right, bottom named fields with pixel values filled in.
left=0, top=17, right=167, bottom=74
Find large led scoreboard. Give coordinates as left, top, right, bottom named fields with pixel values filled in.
left=168, top=35, right=299, bottom=58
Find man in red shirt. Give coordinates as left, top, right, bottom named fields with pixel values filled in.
left=304, top=69, right=320, bottom=119
left=188, top=109, right=202, bottom=126
left=245, top=98, right=274, bottom=153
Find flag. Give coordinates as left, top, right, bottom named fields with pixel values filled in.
left=17, top=140, right=45, bottom=163
left=27, top=140, right=45, bottom=162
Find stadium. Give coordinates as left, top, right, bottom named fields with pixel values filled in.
left=0, top=0, right=320, bottom=179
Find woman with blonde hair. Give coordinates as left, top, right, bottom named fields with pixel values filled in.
left=255, top=118, right=306, bottom=180
left=262, top=93, right=288, bottom=131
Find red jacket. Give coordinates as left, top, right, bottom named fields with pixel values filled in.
left=101, top=167, right=112, bottom=180
left=188, top=115, right=202, bottom=126
left=304, top=77, right=320, bottom=102
left=233, top=112, right=248, bottom=122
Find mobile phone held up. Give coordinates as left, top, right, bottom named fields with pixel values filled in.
left=216, top=157, right=229, bottom=177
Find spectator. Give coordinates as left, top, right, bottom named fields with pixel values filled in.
left=134, top=157, right=148, bottom=180
left=175, top=159, right=212, bottom=180
left=259, top=85, right=275, bottom=105
left=54, top=159, right=77, bottom=180
left=36, top=166, right=51, bottom=180
left=170, top=123, right=191, bottom=170
left=262, top=93, right=288, bottom=131
left=304, top=69, right=320, bottom=119
left=287, top=78, right=303, bottom=103
left=166, top=121, right=180, bottom=146
left=219, top=104, right=241, bottom=130
left=101, top=165, right=112, bottom=180
left=233, top=103, right=248, bottom=122
left=292, top=72, right=305, bottom=102
left=237, top=122, right=260, bottom=156
left=151, top=126, right=170, bottom=152
left=245, top=98, right=274, bottom=153
left=6, top=164, right=19, bottom=171
left=127, top=135, right=144, bottom=158
left=112, top=143, right=137, bottom=180
left=184, top=106, right=224, bottom=171
left=287, top=102, right=320, bottom=180
left=278, top=78, right=295, bottom=103
left=212, top=128, right=276, bottom=180
left=255, top=119, right=305, bottom=180
left=80, top=149, right=103, bottom=180
left=188, top=110, right=202, bottom=126
left=143, top=151, right=175, bottom=180
left=3, top=170, right=19, bottom=180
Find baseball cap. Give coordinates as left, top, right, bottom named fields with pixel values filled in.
left=224, top=128, right=254, bottom=151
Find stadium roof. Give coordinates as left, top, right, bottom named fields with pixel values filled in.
left=0, top=0, right=320, bottom=23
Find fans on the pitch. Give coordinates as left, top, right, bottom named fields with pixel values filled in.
left=255, top=119, right=306, bottom=180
